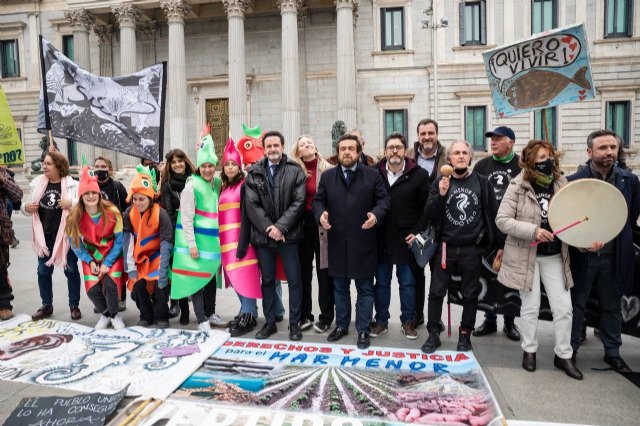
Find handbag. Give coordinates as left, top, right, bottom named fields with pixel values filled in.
left=411, top=226, right=438, bottom=268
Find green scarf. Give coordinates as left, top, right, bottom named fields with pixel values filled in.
left=492, top=150, right=515, bottom=164
left=535, top=173, right=554, bottom=188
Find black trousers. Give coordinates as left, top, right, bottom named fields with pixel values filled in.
left=131, top=279, right=170, bottom=323
left=0, top=243, right=13, bottom=310
left=203, top=275, right=217, bottom=318
left=300, top=211, right=334, bottom=324
left=87, top=275, right=119, bottom=316
left=427, top=244, right=482, bottom=333
left=413, top=263, right=427, bottom=322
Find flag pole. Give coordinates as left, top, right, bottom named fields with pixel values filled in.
left=38, top=35, right=53, bottom=149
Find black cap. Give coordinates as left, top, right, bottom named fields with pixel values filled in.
left=485, top=126, right=515, bottom=141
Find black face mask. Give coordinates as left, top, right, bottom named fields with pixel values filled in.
left=534, top=158, right=554, bottom=175
left=95, top=170, right=109, bottom=182
left=453, top=166, right=468, bottom=175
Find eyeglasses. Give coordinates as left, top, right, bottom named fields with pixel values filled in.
left=386, top=145, right=405, bottom=152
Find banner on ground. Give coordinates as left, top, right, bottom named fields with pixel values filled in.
left=483, top=23, right=595, bottom=118
left=0, top=85, right=24, bottom=165
left=170, top=338, right=505, bottom=425
left=0, top=315, right=227, bottom=399
left=38, top=36, right=166, bottom=161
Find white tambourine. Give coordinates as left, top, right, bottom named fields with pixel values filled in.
left=548, top=178, right=627, bottom=248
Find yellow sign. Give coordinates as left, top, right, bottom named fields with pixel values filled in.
left=0, top=84, right=24, bottom=165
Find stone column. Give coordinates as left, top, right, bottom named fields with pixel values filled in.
left=278, top=0, right=302, bottom=144
left=161, top=0, right=191, bottom=154
left=113, top=3, right=140, bottom=167
left=223, top=0, right=251, bottom=140
left=93, top=25, right=117, bottom=165
left=65, top=9, right=96, bottom=163
left=335, top=0, right=358, bottom=130
left=138, top=21, right=157, bottom=67
left=28, top=13, right=40, bottom=90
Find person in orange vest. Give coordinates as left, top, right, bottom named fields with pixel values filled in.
left=123, top=165, right=173, bottom=328
left=66, top=166, right=126, bottom=329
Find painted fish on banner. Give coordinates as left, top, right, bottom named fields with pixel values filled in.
left=483, top=23, right=595, bottom=118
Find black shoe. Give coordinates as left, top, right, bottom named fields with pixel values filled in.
left=522, top=351, right=536, bottom=372
left=503, top=323, right=521, bottom=341
left=594, top=328, right=601, bottom=340
left=472, top=321, right=497, bottom=337
left=327, top=327, right=348, bottom=342
left=229, top=313, right=256, bottom=337
left=554, top=355, right=583, bottom=380
left=290, top=323, right=302, bottom=341
left=421, top=332, right=441, bottom=354
left=603, top=355, right=632, bottom=373
left=155, top=319, right=170, bottom=329
left=357, top=332, right=370, bottom=349
left=457, top=329, right=473, bottom=352
left=256, top=323, right=277, bottom=340
left=314, top=321, right=331, bottom=333
left=416, top=315, right=425, bottom=326
left=168, top=301, right=180, bottom=319
left=275, top=315, right=284, bottom=323
left=137, top=319, right=152, bottom=327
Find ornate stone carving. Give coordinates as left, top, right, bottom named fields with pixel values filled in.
left=93, top=25, right=114, bottom=45
left=65, top=9, right=95, bottom=31
left=113, top=3, right=139, bottom=27
left=137, top=21, right=157, bottom=40
left=223, top=0, right=252, bottom=18
left=335, top=0, right=358, bottom=22
left=161, top=0, right=192, bottom=22
left=277, top=0, right=303, bottom=14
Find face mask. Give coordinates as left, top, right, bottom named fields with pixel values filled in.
left=95, top=170, right=109, bottom=181
left=453, top=166, right=468, bottom=175
left=534, top=158, right=554, bottom=175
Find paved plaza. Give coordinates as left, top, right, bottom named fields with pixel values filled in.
left=1, top=215, right=639, bottom=425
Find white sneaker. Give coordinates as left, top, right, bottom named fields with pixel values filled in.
left=95, top=315, right=111, bottom=330
left=198, top=321, right=212, bottom=331
left=208, top=313, right=228, bottom=327
left=111, top=314, right=126, bottom=330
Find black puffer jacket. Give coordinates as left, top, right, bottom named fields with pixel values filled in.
left=241, top=155, right=306, bottom=248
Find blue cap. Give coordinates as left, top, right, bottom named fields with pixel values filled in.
left=485, top=126, right=515, bottom=141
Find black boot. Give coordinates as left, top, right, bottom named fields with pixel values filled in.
left=229, top=313, right=257, bottom=337
left=421, top=332, right=441, bottom=354
left=168, top=300, right=180, bottom=318
left=457, top=329, right=473, bottom=352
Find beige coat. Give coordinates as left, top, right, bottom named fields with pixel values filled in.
left=496, top=173, right=573, bottom=291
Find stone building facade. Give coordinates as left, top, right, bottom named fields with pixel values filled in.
left=0, top=0, right=638, bottom=169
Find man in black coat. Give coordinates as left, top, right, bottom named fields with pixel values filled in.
left=421, top=141, right=499, bottom=354
left=371, top=133, right=429, bottom=341
left=241, top=131, right=307, bottom=341
left=313, top=134, right=390, bottom=349
left=568, top=129, right=640, bottom=373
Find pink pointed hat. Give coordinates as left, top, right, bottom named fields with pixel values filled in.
left=222, top=137, right=242, bottom=167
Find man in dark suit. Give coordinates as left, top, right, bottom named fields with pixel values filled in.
left=313, top=134, right=390, bottom=349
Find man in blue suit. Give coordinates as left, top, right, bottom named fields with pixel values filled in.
left=313, top=133, right=390, bottom=349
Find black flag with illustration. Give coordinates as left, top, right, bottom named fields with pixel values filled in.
left=38, top=36, right=166, bottom=161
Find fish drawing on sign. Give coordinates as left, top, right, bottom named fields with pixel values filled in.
left=506, top=66, right=591, bottom=110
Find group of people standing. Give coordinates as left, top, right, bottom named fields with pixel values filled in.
left=3, top=120, right=637, bottom=380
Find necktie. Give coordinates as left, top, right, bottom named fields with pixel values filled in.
left=270, top=164, right=277, bottom=177
left=344, top=169, right=353, bottom=185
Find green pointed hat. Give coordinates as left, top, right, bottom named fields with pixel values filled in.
left=242, top=123, right=263, bottom=140
left=197, top=134, right=219, bottom=168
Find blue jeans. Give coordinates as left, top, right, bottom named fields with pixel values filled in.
left=374, top=256, right=416, bottom=324
left=333, top=277, right=374, bottom=334
left=275, top=280, right=285, bottom=317
left=237, top=292, right=258, bottom=317
left=37, top=233, right=81, bottom=307
left=256, top=244, right=302, bottom=325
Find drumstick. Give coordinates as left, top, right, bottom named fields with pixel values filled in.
left=529, top=216, right=588, bottom=247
